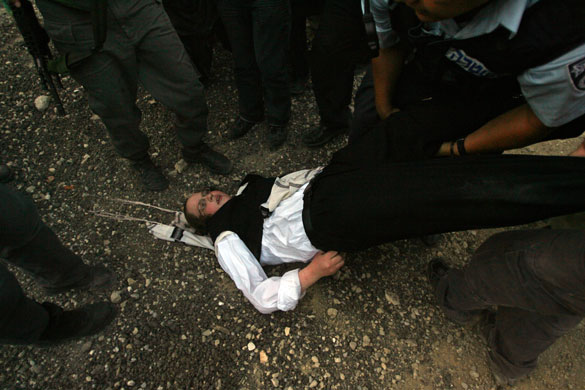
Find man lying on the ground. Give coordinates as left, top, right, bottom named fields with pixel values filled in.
left=184, top=155, right=585, bottom=314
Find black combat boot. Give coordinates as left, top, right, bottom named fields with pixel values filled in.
left=183, top=143, right=233, bottom=175
left=38, top=302, right=116, bottom=345
left=131, top=156, right=169, bottom=191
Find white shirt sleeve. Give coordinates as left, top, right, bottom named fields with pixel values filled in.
left=518, top=44, right=585, bottom=127
left=215, top=233, right=303, bottom=314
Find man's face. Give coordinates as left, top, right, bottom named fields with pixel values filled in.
left=395, top=0, right=490, bottom=22
left=185, top=190, right=231, bottom=219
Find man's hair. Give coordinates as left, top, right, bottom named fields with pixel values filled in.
left=183, top=196, right=210, bottom=235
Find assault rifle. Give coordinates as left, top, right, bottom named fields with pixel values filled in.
left=7, top=0, right=66, bottom=115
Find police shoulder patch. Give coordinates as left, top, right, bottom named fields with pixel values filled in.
left=568, top=57, right=585, bottom=91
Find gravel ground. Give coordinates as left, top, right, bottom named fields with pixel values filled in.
left=2, top=7, right=585, bottom=390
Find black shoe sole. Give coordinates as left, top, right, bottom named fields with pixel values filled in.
left=227, top=121, right=257, bottom=140
left=38, top=305, right=117, bottom=346
left=205, top=164, right=233, bottom=175
left=302, top=128, right=347, bottom=148
left=191, top=159, right=233, bottom=175
left=44, top=268, right=116, bottom=295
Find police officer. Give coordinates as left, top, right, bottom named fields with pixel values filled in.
left=0, top=183, right=116, bottom=345
left=11, top=0, right=233, bottom=191
left=351, top=0, right=585, bottom=161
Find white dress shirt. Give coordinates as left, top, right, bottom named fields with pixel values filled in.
left=215, top=183, right=319, bottom=314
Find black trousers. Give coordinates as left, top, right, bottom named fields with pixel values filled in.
left=303, top=155, right=585, bottom=252
left=163, top=0, right=219, bottom=84
left=437, top=229, right=585, bottom=379
left=0, top=185, right=89, bottom=343
left=217, top=0, right=291, bottom=126
left=288, top=0, right=311, bottom=82
left=310, top=0, right=369, bottom=129
left=350, top=63, right=585, bottom=160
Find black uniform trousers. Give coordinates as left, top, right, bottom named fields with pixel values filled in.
left=436, top=229, right=585, bottom=379
left=289, top=0, right=322, bottom=83
left=37, top=0, right=209, bottom=161
left=217, top=0, right=291, bottom=126
left=0, top=185, right=89, bottom=343
left=163, top=0, right=219, bottom=85
left=303, top=155, right=585, bottom=252
left=310, top=0, right=370, bottom=129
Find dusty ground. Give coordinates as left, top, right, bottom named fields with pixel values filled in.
left=1, top=6, right=585, bottom=390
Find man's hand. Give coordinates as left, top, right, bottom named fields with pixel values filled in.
left=298, top=251, right=345, bottom=292
left=377, top=104, right=400, bottom=120
left=8, top=0, right=22, bottom=7
left=570, top=140, right=585, bottom=157
left=310, top=251, right=345, bottom=277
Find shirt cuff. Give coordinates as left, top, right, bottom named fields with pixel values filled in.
left=277, top=269, right=303, bottom=312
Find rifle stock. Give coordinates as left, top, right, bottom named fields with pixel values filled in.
left=9, top=0, right=66, bottom=115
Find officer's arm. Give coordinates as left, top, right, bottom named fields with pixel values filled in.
left=372, top=45, right=406, bottom=120
left=435, top=104, right=552, bottom=156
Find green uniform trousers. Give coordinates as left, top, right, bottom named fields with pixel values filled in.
left=37, top=0, right=208, bottom=160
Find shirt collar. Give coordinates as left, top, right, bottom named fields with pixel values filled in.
left=439, top=0, right=539, bottom=40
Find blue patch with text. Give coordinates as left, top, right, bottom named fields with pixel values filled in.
left=445, top=48, right=496, bottom=78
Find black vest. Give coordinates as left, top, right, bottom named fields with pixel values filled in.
left=392, top=0, right=585, bottom=87
left=207, top=174, right=275, bottom=259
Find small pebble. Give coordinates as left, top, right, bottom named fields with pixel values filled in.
left=110, top=291, right=122, bottom=304
left=34, top=95, right=50, bottom=111
left=259, top=351, right=268, bottom=364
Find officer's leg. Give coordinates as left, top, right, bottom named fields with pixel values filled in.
left=0, top=263, right=49, bottom=344
left=487, top=307, right=582, bottom=380
left=0, top=262, right=115, bottom=345
left=36, top=0, right=149, bottom=161
left=129, top=0, right=231, bottom=175
left=302, top=0, right=368, bottom=147
left=438, top=230, right=585, bottom=380
left=134, top=1, right=209, bottom=150
left=442, top=230, right=585, bottom=314
left=0, top=185, right=90, bottom=291
left=217, top=0, right=264, bottom=123
left=289, top=0, right=310, bottom=90
left=309, top=0, right=364, bottom=130
left=162, top=0, right=214, bottom=85
left=252, top=0, right=291, bottom=127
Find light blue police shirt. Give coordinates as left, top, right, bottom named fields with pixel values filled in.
left=365, top=0, right=585, bottom=126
